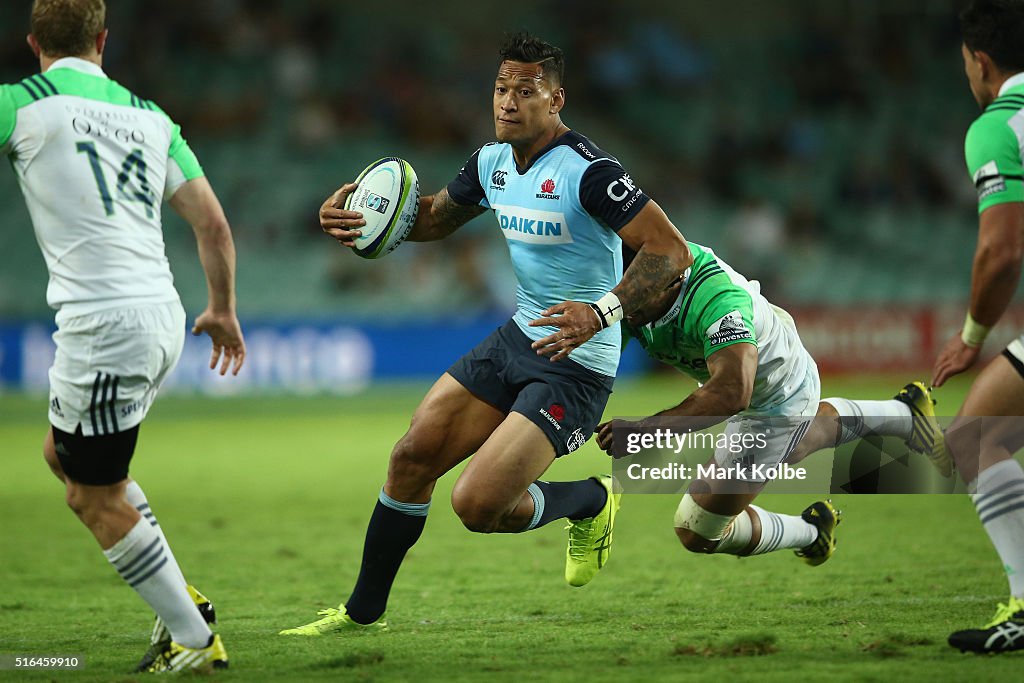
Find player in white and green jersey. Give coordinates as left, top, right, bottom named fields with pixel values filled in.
left=932, top=0, right=1024, bottom=655
left=2, top=0, right=244, bottom=672
left=595, top=241, right=947, bottom=564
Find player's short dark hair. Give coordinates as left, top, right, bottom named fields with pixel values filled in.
left=961, top=0, right=1024, bottom=72
left=498, top=31, right=565, bottom=86
left=31, top=0, right=106, bottom=58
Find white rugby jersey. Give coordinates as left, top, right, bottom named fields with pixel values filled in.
left=0, top=58, right=204, bottom=317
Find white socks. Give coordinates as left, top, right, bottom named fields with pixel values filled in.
left=821, top=397, right=912, bottom=445
left=969, top=459, right=1024, bottom=599
left=714, top=505, right=818, bottom=555
left=124, top=481, right=187, bottom=588
left=104, top=509, right=210, bottom=648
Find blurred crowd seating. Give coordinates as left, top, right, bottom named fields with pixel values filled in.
left=0, top=0, right=982, bottom=320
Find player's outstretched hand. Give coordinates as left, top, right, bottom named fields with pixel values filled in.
left=529, top=301, right=604, bottom=362
left=595, top=419, right=640, bottom=458
left=595, top=420, right=614, bottom=453
left=319, top=183, right=365, bottom=248
left=192, top=309, right=246, bottom=376
left=932, top=332, right=981, bottom=387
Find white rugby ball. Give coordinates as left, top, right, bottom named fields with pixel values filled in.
left=345, top=157, right=420, bottom=259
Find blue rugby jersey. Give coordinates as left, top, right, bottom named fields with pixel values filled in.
left=448, top=130, right=649, bottom=376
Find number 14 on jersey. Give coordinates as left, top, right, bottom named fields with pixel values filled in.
left=75, top=140, right=155, bottom=218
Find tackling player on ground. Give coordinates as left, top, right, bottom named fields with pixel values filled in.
left=1, top=0, right=245, bottom=672
left=596, top=242, right=948, bottom=563
left=932, top=0, right=1024, bottom=655
left=281, top=32, right=691, bottom=635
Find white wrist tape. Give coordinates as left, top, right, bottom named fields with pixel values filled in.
left=961, top=311, right=991, bottom=348
left=591, top=292, right=623, bottom=329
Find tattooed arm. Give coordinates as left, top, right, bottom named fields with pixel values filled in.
left=613, top=201, right=693, bottom=313
left=530, top=200, right=691, bottom=361
left=406, top=188, right=488, bottom=242
left=318, top=184, right=485, bottom=247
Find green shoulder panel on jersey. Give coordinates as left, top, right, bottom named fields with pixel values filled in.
left=695, top=289, right=757, bottom=359
left=28, top=67, right=204, bottom=181
left=28, top=68, right=142, bottom=109
left=139, top=98, right=204, bottom=181
left=671, top=243, right=757, bottom=358
left=965, top=98, right=1024, bottom=214
left=166, top=123, right=203, bottom=181
left=1, top=77, right=60, bottom=146
left=0, top=85, right=16, bottom=148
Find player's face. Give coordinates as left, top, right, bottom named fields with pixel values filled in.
left=962, top=43, right=988, bottom=108
left=493, top=61, right=563, bottom=146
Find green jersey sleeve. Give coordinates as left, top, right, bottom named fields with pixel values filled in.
left=169, top=124, right=202, bottom=179
left=697, top=291, right=757, bottom=359
left=965, top=114, right=1024, bottom=213
left=163, top=123, right=204, bottom=200
left=0, top=85, right=16, bottom=151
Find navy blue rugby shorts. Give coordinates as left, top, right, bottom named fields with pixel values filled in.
left=447, top=319, right=614, bottom=457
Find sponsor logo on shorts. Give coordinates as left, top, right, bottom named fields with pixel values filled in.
left=705, top=310, right=752, bottom=346
left=49, top=396, right=65, bottom=419
left=566, top=427, right=587, bottom=452
left=365, top=192, right=390, bottom=214
left=974, top=160, right=1007, bottom=200
left=536, top=178, right=560, bottom=200
left=539, top=403, right=566, bottom=431
left=120, top=398, right=146, bottom=419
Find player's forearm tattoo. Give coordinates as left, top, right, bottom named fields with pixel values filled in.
left=428, top=189, right=486, bottom=239
left=616, top=250, right=681, bottom=313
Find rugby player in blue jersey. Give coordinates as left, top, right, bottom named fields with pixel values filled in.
left=281, top=31, right=691, bottom=635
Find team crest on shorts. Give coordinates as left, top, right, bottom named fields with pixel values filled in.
left=566, top=428, right=586, bottom=452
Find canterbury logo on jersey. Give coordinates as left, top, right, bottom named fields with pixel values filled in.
left=90, top=372, right=121, bottom=435
left=491, top=205, right=574, bottom=244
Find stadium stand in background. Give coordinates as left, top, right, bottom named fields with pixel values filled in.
left=0, top=0, right=980, bottom=319
left=5, top=0, right=1012, bottom=388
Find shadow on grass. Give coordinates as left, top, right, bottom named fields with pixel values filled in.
left=309, top=651, right=386, bottom=670
left=672, top=633, right=778, bottom=657
left=860, top=633, right=934, bottom=658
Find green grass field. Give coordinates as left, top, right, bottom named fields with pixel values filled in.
left=1, top=372, right=1021, bottom=681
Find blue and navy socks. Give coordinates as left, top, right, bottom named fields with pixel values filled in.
left=345, top=489, right=430, bottom=624
left=522, top=479, right=607, bottom=531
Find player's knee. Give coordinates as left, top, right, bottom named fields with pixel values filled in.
left=388, top=430, right=444, bottom=489
left=673, top=493, right=733, bottom=554
left=65, top=482, right=125, bottom=525
left=674, top=527, right=717, bottom=553
left=64, top=482, right=99, bottom=520
left=450, top=485, right=504, bottom=534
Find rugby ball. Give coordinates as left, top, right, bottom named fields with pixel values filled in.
left=344, top=157, right=420, bottom=259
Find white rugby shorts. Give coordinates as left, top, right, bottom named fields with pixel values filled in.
left=712, top=357, right=821, bottom=482
left=48, top=300, right=185, bottom=436
left=1004, top=336, right=1024, bottom=379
